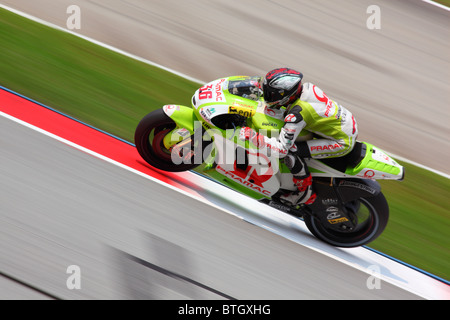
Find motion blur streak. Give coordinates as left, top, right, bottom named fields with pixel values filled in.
left=1, top=0, right=449, bottom=174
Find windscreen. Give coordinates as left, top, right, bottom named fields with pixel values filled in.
left=227, top=76, right=263, bottom=101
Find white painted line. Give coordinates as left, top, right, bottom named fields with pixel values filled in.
left=422, top=0, right=450, bottom=11
left=0, top=111, right=241, bottom=222
left=194, top=173, right=450, bottom=300
left=387, top=152, right=450, bottom=179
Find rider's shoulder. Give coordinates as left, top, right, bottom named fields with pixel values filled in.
left=299, top=82, right=321, bottom=101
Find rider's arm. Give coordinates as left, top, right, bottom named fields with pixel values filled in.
left=258, top=105, right=308, bottom=158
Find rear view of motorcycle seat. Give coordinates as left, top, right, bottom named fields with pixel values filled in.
left=318, top=142, right=367, bottom=173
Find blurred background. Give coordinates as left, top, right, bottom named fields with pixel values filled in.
left=0, top=0, right=448, bottom=299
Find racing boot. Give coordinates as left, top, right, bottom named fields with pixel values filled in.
left=280, top=174, right=316, bottom=206
left=280, top=153, right=317, bottom=206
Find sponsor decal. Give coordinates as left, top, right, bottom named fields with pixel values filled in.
left=363, top=170, right=375, bottom=178
left=312, top=85, right=334, bottom=118
left=268, top=200, right=291, bottom=211
left=163, top=104, right=180, bottom=116
left=326, top=207, right=339, bottom=214
left=175, top=128, right=190, bottom=137
left=265, top=107, right=276, bottom=117
left=214, top=78, right=226, bottom=102
left=204, top=107, right=216, bottom=118
left=261, top=122, right=278, bottom=127
left=216, top=165, right=272, bottom=196
left=200, top=109, right=209, bottom=121
left=264, top=141, right=287, bottom=155
left=371, top=147, right=396, bottom=166
left=197, top=78, right=226, bottom=102
left=228, top=105, right=256, bottom=117
left=339, top=180, right=377, bottom=194
left=311, top=143, right=343, bottom=152
left=322, top=198, right=338, bottom=205
left=284, top=114, right=297, bottom=122
left=216, top=150, right=274, bottom=196
left=326, top=210, right=348, bottom=224
left=328, top=217, right=349, bottom=224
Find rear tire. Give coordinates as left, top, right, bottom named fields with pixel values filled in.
left=303, top=192, right=389, bottom=247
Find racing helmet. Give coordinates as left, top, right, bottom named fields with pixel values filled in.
left=263, top=68, right=303, bottom=109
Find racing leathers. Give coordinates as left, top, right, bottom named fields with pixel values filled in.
left=240, top=82, right=358, bottom=206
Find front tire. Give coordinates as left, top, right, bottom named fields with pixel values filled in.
left=303, top=193, right=389, bottom=247
left=134, top=109, right=203, bottom=172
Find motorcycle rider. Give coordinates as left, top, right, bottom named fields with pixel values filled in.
left=239, top=68, right=358, bottom=206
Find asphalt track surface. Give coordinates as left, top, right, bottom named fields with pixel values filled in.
left=0, top=0, right=448, bottom=300
left=0, top=93, right=424, bottom=300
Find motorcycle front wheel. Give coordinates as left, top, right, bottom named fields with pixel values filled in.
left=134, top=109, right=205, bottom=172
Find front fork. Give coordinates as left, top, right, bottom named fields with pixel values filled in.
left=170, top=137, right=196, bottom=164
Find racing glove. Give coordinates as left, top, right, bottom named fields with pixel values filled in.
left=239, top=127, right=266, bottom=148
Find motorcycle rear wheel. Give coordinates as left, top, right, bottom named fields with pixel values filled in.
left=303, top=192, right=389, bottom=248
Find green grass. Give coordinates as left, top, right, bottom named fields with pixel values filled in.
left=434, top=0, right=450, bottom=7
left=373, top=163, right=450, bottom=279
left=1, top=9, right=449, bottom=281
left=0, top=8, right=198, bottom=142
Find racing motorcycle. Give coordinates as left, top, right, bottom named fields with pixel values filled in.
left=134, top=76, right=405, bottom=247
